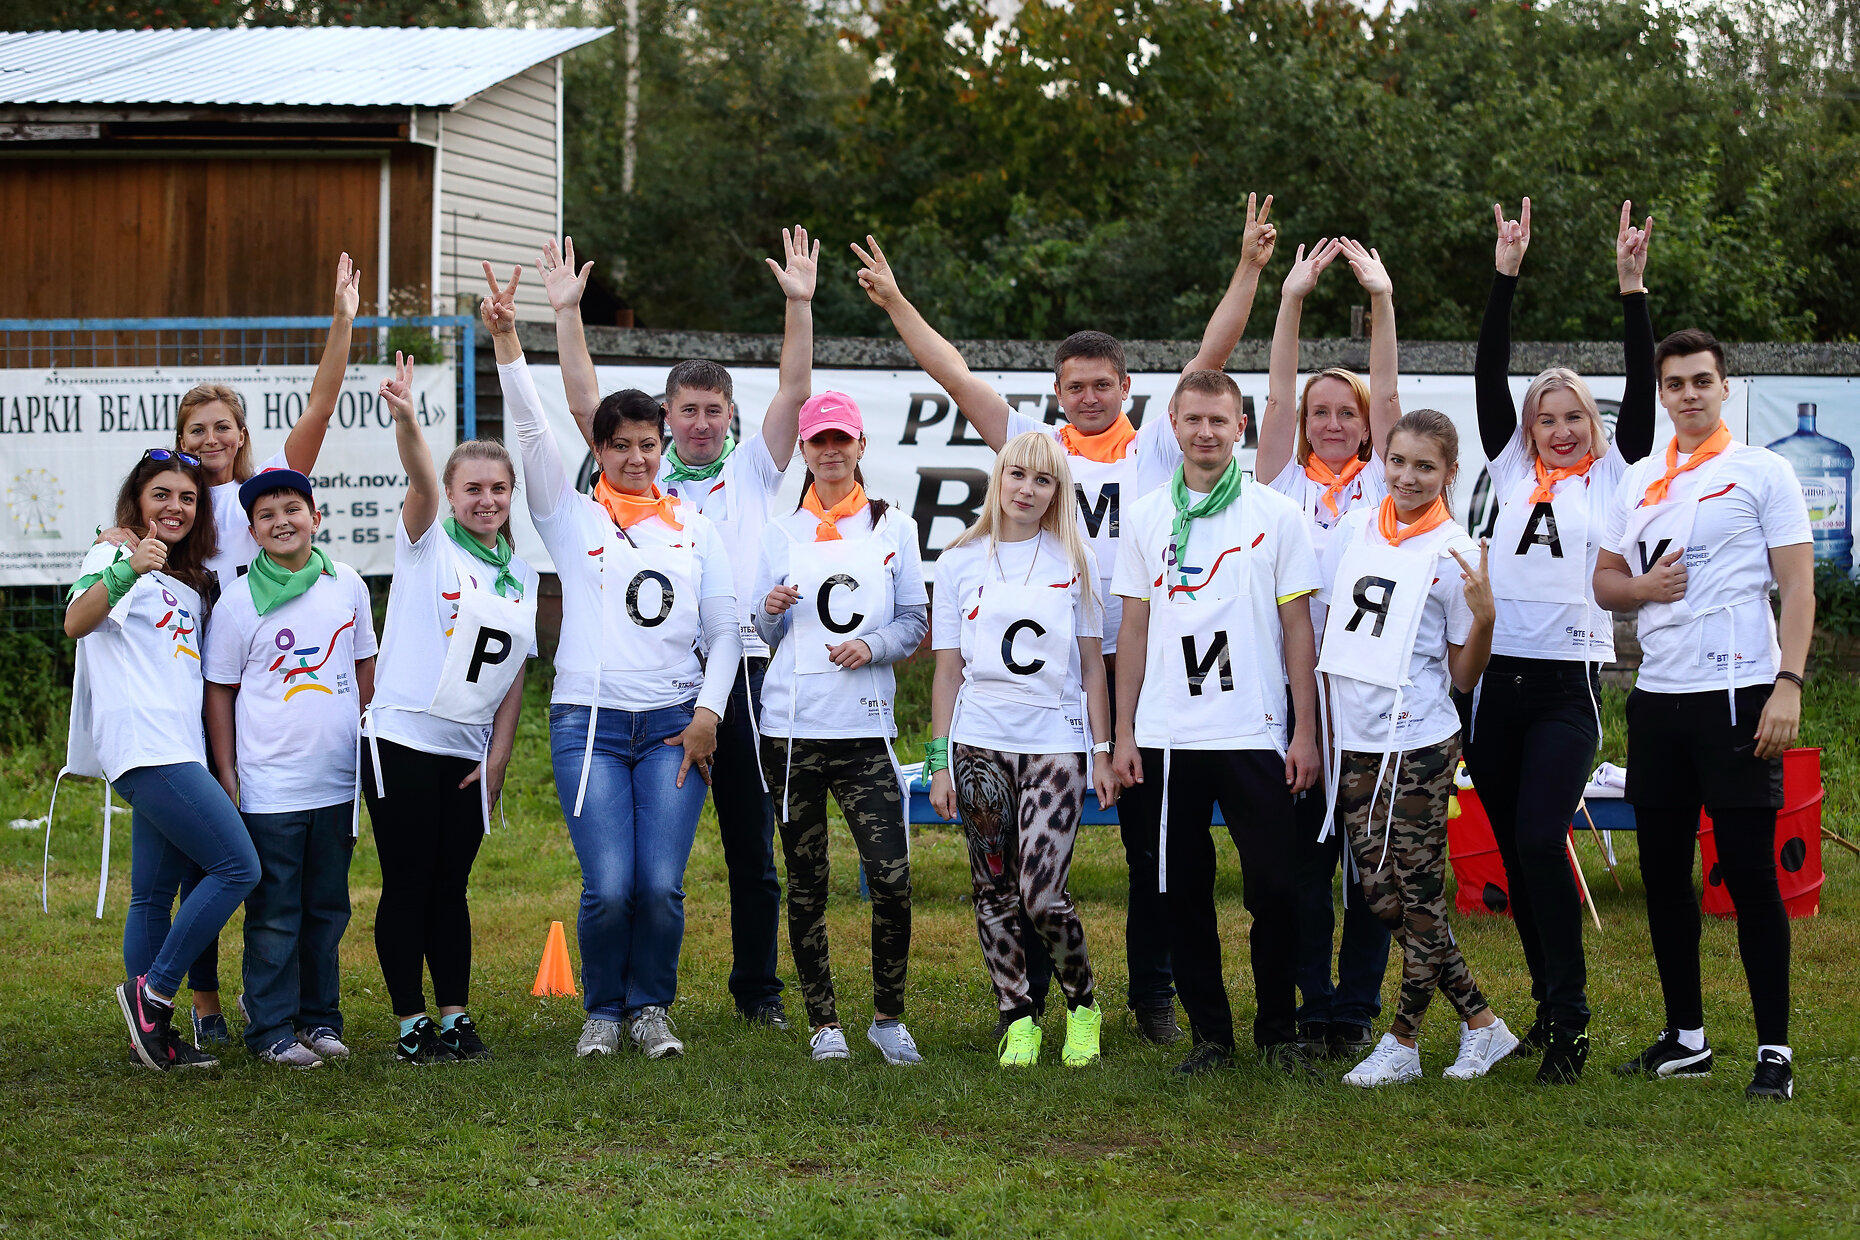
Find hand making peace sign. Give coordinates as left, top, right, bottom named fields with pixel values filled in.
left=479, top=262, right=521, bottom=337
left=1451, top=539, right=1494, bottom=627
left=1239, top=192, right=1278, bottom=274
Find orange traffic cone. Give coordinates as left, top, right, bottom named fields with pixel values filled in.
left=531, top=920, right=578, bottom=997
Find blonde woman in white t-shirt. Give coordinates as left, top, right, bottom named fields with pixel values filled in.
left=928, top=431, right=1115, bottom=1069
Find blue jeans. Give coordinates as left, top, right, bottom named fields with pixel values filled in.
left=117, top=762, right=259, bottom=1000
left=1290, top=785, right=1392, bottom=1031
left=550, top=701, right=707, bottom=1022
left=713, top=658, right=783, bottom=1012
left=240, top=802, right=355, bottom=1053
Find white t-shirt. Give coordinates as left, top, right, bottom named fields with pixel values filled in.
left=204, top=447, right=290, bottom=594
left=658, top=433, right=787, bottom=659
left=1319, top=507, right=1477, bottom=753
left=933, top=535, right=1102, bottom=754
left=1486, top=428, right=1621, bottom=661
left=755, top=503, right=927, bottom=739
left=203, top=561, right=378, bottom=813
left=71, top=543, right=209, bottom=782
left=1112, top=481, right=1321, bottom=751
left=1006, top=409, right=1182, bottom=655
left=371, top=517, right=540, bottom=761
left=1265, top=453, right=1387, bottom=641
left=533, top=481, right=734, bottom=712
left=1604, top=439, right=1812, bottom=693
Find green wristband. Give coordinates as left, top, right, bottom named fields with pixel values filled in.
left=923, top=737, right=950, bottom=775
left=101, top=559, right=140, bottom=607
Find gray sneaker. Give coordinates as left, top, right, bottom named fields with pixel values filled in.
left=629, top=1006, right=685, bottom=1059
left=258, top=1036, right=323, bottom=1070
left=576, top=1018, right=623, bottom=1058
left=866, top=1019, right=922, bottom=1066
left=297, top=1026, right=350, bottom=1060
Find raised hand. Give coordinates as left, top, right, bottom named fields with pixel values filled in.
left=479, top=261, right=521, bottom=337
left=1239, top=192, right=1278, bottom=273
left=333, top=251, right=361, bottom=321
left=851, top=235, right=903, bottom=311
left=1281, top=237, right=1343, bottom=300
left=1338, top=237, right=1393, bottom=298
left=766, top=225, right=820, bottom=302
left=1493, top=198, right=1530, bottom=277
left=378, top=350, right=416, bottom=423
left=1617, top=199, right=1653, bottom=293
left=1452, top=540, right=1495, bottom=625
left=538, top=236, right=594, bottom=313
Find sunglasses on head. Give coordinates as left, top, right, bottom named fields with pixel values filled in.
left=142, top=448, right=201, bottom=466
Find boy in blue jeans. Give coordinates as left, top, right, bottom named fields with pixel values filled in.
left=204, top=468, right=377, bottom=1068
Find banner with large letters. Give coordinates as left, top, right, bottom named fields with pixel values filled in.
left=0, top=364, right=455, bottom=586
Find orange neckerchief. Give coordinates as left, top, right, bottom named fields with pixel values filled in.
left=1642, top=422, right=1733, bottom=507
left=594, top=474, right=683, bottom=531
left=1304, top=453, right=1369, bottom=519
left=1377, top=495, right=1452, bottom=547
left=1057, top=413, right=1137, bottom=463
left=802, top=482, right=867, bottom=541
left=1529, top=453, right=1596, bottom=504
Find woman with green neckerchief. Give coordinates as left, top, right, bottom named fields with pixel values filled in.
left=360, top=352, right=540, bottom=1064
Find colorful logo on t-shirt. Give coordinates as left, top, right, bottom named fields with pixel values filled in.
left=154, top=588, right=198, bottom=660
left=441, top=572, right=481, bottom=638
left=271, top=617, right=357, bottom=701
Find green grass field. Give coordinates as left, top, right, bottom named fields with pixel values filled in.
left=2, top=663, right=1856, bottom=1238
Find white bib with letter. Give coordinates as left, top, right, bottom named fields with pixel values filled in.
left=1489, top=474, right=1588, bottom=605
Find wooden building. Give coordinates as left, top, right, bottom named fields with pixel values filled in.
left=0, top=26, right=610, bottom=325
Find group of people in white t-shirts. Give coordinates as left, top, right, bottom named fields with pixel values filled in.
left=74, top=202, right=1813, bottom=1102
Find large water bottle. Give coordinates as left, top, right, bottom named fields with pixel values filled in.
left=1766, top=402, right=1854, bottom=574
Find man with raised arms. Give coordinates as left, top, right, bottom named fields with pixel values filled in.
left=544, top=229, right=818, bottom=1033
left=853, top=198, right=1278, bottom=1043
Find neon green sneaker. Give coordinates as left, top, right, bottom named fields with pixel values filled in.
left=1062, top=1003, right=1103, bottom=1067
left=997, top=1015, right=1042, bottom=1068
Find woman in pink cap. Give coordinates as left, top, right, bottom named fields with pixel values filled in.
left=752, top=392, right=929, bottom=1066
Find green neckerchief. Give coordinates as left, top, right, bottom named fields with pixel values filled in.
left=68, top=543, right=138, bottom=606
left=663, top=435, right=736, bottom=484
left=1169, top=459, right=1244, bottom=599
left=248, top=546, right=334, bottom=616
left=444, top=516, right=521, bottom=598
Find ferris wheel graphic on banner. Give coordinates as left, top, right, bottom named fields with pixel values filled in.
left=7, top=468, right=63, bottom=538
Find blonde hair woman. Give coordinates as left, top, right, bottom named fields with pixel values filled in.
left=929, top=431, right=1114, bottom=1069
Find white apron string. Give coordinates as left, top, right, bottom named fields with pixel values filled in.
left=744, top=649, right=770, bottom=795
left=572, top=699, right=600, bottom=820
left=1156, top=744, right=1172, bottom=894
left=781, top=683, right=799, bottom=823
left=95, top=781, right=115, bottom=920
left=38, top=766, right=74, bottom=914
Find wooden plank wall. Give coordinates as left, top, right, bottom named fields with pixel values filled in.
left=0, top=149, right=433, bottom=365
left=439, top=59, right=559, bottom=321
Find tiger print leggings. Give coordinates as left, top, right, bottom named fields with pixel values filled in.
left=952, top=745, right=1096, bottom=1020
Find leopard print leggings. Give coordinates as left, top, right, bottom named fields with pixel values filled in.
left=952, top=745, right=1095, bottom=1018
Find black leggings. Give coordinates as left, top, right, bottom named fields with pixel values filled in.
left=1465, top=656, right=1597, bottom=1032
left=1637, top=804, right=1790, bottom=1046
left=361, top=738, right=485, bottom=1017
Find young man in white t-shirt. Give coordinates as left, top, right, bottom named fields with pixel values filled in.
left=850, top=198, right=1279, bottom=1042
left=543, top=231, right=815, bottom=1030
left=1109, top=371, right=1323, bottom=1075
left=204, top=469, right=378, bottom=1070
left=1595, top=328, right=1815, bottom=1102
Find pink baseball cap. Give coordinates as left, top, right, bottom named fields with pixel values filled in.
left=799, top=391, right=863, bottom=441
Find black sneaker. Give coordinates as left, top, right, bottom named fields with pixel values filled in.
left=396, top=1017, right=462, bottom=1065
left=1511, top=1017, right=1550, bottom=1060
left=1296, top=1021, right=1330, bottom=1059
left=117, top=976, right=175, bottom=1072
left=1746, top=1050, right=1794, bottom=1101
left=743, top=1000, right=790, bottom=1032
left=1616, top=1029, right=1712, bottom=1078
left=437, top=1014, right=493, bottom=1061
left=1536, top=1027, right=1590, bottom=1084
left=1173, top=1041, right=1232, bottom=1075
left=1136, top=1005, right=1184, bottom=1046
left=1260, top=1040, right=1324, bottom=1079
left=1325, top=1022, right=1374, bottom=1061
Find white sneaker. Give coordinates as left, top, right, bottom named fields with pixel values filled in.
left=296, top=1026, right=350, bottom=1060
left=809, top=1026, right=851, bottom=1061
left=630, top=1006, right=685, bottom=1059
left=258, top=1036, right=323, bottom=1070
left=1443, top=1017, right=1520, bottom=1080
left=866, top=1019, right=922, bottom=1066
left=1342, top=1033, right=1423, bottom=1088
left=576, top=1018, right=623, bottom=1058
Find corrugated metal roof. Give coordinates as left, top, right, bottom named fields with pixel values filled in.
left=0, top=26, right=611, bottom=108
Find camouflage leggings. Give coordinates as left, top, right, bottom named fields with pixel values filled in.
left=1339, top=736, right=1489, bottom=1040
left=761, top=735, right=911, bottom=1029
left=953, top=745, right=1096, bottom=1018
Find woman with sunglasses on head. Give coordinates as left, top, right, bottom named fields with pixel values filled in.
left=753, top=392, right=929, bottom=1066
left=488, top=265, right=740, bottom=1062
left=1463, top=200, right=1656, bottom=1083
left=67, top=449, right=258, bottom=1070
